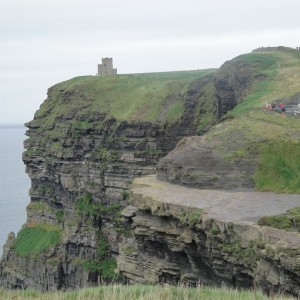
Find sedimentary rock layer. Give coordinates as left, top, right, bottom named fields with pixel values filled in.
left=118, top=176, right=300, bottom=297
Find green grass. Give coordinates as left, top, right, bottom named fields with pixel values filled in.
left=258, top=207, right=300, bottom=231
left=228, top=80, right=275, bottom=116
left=0, top=284, right=294, bottom=300
left=35, top=70, right=215, bottom=126
left=179, top=209, right=203, bottom=228
left=254, top=140, right=300, bottom=192
left=27, top=201, right=46, bottom=210
left=208, top=47, right=300, bottom=193
left=237, top=52, right=279, bottom=70
left=14, top=224, right=62, bottom=257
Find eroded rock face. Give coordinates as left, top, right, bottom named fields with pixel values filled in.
left=214, top=57, right=262, bottom=118
left=157, top=136, right=256, bottom=190
left=0, top=118, right=176, bottom=291
left=117, top=176, right=300, bottom=297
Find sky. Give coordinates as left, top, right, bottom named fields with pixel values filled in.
left=1, top=0, right=300, bottom=124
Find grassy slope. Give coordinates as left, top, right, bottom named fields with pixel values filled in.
left=0, top=285, right=294, bottom=300
left=34, top=70, right=214, bottom=126
left=207, top=47, right=300, bottom=193
left=229, top=47, right=300, bottom=115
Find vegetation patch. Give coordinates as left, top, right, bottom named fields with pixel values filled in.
left=179, top=209, right=203, bottom=228
left=75, top=193, right=129, bottom=234
left=36, top=184, right=55, bottom=197
left=120, top=191, right=130, bottom=200
left=209, top=222, right=221, bottom=235
left=46, top=257, right=59, bottom=266
left=55, top=210, right=64, bottom=223
left=254, top=140, right=300, bottom=193
left=92, top=147, right=120, bottom=162
left=258, top=207, right=300, bottom=231
left=195, top=81, right=217, bottom=135
left=27, top=201, right=46, bottom=211
left=76, top=193, right=123, bottom=218
left=217, top=237, right=260, bottom=267
left=79, top=235, right=120, bottom=282
left=34, top=70, right=215, bottom=127
left=14, top=224, right=61, bottom=257
left=0, top=284, right=294, bottom=299
left=81, top=258, right=117, bottom=280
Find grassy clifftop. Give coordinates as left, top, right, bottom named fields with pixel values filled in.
left=33, top=47, right=300, bottom=127
left=34, top=69, right=215, bottom=126
left=229, top=46, right=300, bottom=115
left=208, top=47, right=300, bottom=193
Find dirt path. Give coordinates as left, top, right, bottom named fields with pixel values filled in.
left=132, top=175, right=300, bottom=225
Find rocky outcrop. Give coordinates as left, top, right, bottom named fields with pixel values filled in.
left=117, top=176, right=300, bottom=297
left=214, top=55, right=264, bottom=118
left=157, top=135, right=257, bottom=190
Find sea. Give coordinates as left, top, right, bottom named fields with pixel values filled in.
left=0, top=125, right=30, bottom=256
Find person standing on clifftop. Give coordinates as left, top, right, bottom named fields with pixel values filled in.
left=279, top=103, right=286, bottom=114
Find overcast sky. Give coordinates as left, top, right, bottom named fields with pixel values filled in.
left=1, top=0, right=300, bottom=124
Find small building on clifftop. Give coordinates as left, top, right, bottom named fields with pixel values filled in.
left=97, top=57, right=117, bottom=76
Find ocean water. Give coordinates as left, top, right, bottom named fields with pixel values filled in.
left=0, top=125, right=30, bottom=256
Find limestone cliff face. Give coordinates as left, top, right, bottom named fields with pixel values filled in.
left=117, top=176, right=300, bottom=297
left=0, top=114, right=184, bottom=290
left=0, top=58, right=266, bottom=291
left=0, top=74, right=213, bottom=290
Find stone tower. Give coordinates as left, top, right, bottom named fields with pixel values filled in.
left=98, top=57, right=117, bottom=76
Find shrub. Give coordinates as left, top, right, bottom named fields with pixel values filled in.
left=120, top=191, right=129, bottom=200
left=258, top=207, right=300, bottom=231
left=55, top=210, right=64, bottom=223
left=179, top=209, right=203, bottom=228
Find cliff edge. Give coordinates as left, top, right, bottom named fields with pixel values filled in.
left=117, top=175, right=300, bottom=296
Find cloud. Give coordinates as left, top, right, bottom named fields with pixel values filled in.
left=1, top=0, right=300, bottom=123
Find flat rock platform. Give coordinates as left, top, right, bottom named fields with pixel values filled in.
left=131, top=175, right=300, bottom=225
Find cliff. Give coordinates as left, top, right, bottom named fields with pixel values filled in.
left=1, top=47, right=300, bottom=295
left=0, top=70, right=220, bottom=290
left=117, top=176, right=300, bottom=296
